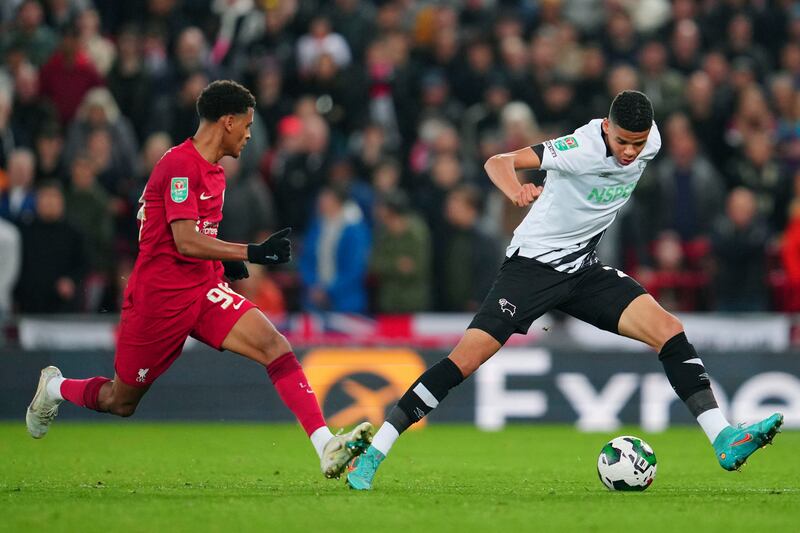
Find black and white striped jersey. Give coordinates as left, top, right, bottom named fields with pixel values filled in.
left=506, top=119, right=661, bottom=273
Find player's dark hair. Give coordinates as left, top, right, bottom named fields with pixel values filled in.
left=196, top=80, right=255, bottom=122
left=609, top=90, right=653, bottom=132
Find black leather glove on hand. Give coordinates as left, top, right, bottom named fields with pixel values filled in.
left=222, top=260, right=249, bottom=281
left=247, top=227, right=292, bottom=265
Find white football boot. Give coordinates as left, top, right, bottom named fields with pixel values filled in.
left=26, top=366, right=63, bottom=439
left=320, top=422, right=374, bottom=479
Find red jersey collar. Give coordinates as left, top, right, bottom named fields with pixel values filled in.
left=184, top=138, right=222, bottom=171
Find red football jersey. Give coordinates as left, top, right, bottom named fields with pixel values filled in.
left=126, top=139, right=226, bottom=316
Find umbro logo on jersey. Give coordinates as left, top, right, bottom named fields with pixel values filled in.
left=544, top=140, right=557, bottom=159
left=498, top=298, right=516, bottom=316
left=200, top=192, right=214, bottom=200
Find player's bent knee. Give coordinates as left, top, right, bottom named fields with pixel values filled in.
left=258, top=331, right=292, bottom=363
left=449, top=331, right=501, bottom=377
left=655, top=314, right=684, bottom=350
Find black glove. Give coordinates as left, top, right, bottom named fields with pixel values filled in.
left=247, top=227, right=292, bottom=265
left=222, top=260, right=249, bottom=281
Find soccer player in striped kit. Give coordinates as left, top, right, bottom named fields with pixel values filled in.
left=346, top=90, right=783, bottom=490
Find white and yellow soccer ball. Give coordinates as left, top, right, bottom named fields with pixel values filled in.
left=597, top=435, right=657, bottom=491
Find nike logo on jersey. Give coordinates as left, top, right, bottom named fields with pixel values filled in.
left=232, top=299, right=244, bottom=310
left=731, top=433, right=753, bottom=446
left=265, top=254, right=279, bottom=261
left=200, top=192, right=214, bottom=200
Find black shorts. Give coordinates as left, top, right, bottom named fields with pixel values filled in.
left=469, top=252, right=647, bottom=345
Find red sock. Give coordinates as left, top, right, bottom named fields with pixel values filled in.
left=266, top=352, right=326, bottom=436
left=61, top=377, right=111, bottom=411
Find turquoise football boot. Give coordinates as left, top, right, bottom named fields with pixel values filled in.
left=713, top=413, right=784, bottom=471
left=345, top=445, right=385, bottom=490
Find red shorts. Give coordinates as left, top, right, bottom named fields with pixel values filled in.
left=114, top=278, right=257, bottom=387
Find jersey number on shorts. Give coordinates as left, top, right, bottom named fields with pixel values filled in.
left=206, top=282, right=245, bottom=310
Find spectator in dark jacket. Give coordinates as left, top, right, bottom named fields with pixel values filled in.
left=15, top=181, right=86, bottom=313
left=440, top=185, right=502, bottom=311
left=33, top=122, right=67, bottom=183
left=710, top=187, right=768, bottom=311
left=64, top=154, right=113, bottom=273
left=10, top=62, right=58, bottom=149
left=370, top=192, right=431, bottom=312
left=217, top=155, right=276, bottom=243
left=636, top=113, right=725, bottom=243
left=0, top=0, right=58, bottom=67
left=106, top=25, right=153, bottom=142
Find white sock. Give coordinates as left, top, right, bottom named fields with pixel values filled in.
left=46, top=376, right=65, bottom=401
left=370, top=422, right=400, bottom=456
left=697, top=408, right=730, bottom=443
left=310, top=426, right=335, bottom=458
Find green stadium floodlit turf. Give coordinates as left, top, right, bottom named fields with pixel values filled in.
left=1, top=423, right=798, bottom=532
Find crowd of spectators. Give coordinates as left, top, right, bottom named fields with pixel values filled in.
left=1, top=0, right=800, bottom=319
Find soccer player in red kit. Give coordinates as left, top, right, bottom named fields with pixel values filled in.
left=25, top=80, right=372, bottom=479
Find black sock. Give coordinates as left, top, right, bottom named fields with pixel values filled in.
left=659, top=332, right=718, bottom=417
left=385, top=357, right=464, bottom=434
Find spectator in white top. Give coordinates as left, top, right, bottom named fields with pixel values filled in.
left=76, top=7, right=116, bottom=76
left=0, top=216, right=21, bottom=320
left=297, top=16, right=351, bottom=77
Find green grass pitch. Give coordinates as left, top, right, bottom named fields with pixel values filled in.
left=1, top=422, right=797, bottom=532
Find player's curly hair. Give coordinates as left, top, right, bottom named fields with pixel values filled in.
left=609, top=90, right=653, bottom=132
left=196, top=80, right=256, bottom=121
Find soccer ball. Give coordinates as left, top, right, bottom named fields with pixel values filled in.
left=597, top=435, right=657, bottom=491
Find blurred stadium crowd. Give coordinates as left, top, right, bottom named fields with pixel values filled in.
left=1, top=0, right=799, bottom=319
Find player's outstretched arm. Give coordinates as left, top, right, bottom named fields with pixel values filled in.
left=170, top=221, right=292, bottom=265
left=484, top=146, right=543, bottom=207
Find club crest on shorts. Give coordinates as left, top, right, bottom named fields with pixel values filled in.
left=137, top=368, right=149, bottom=383
left=498, top=298, right=516, bottom=316
left=170, top=177, right=189, bottom=203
